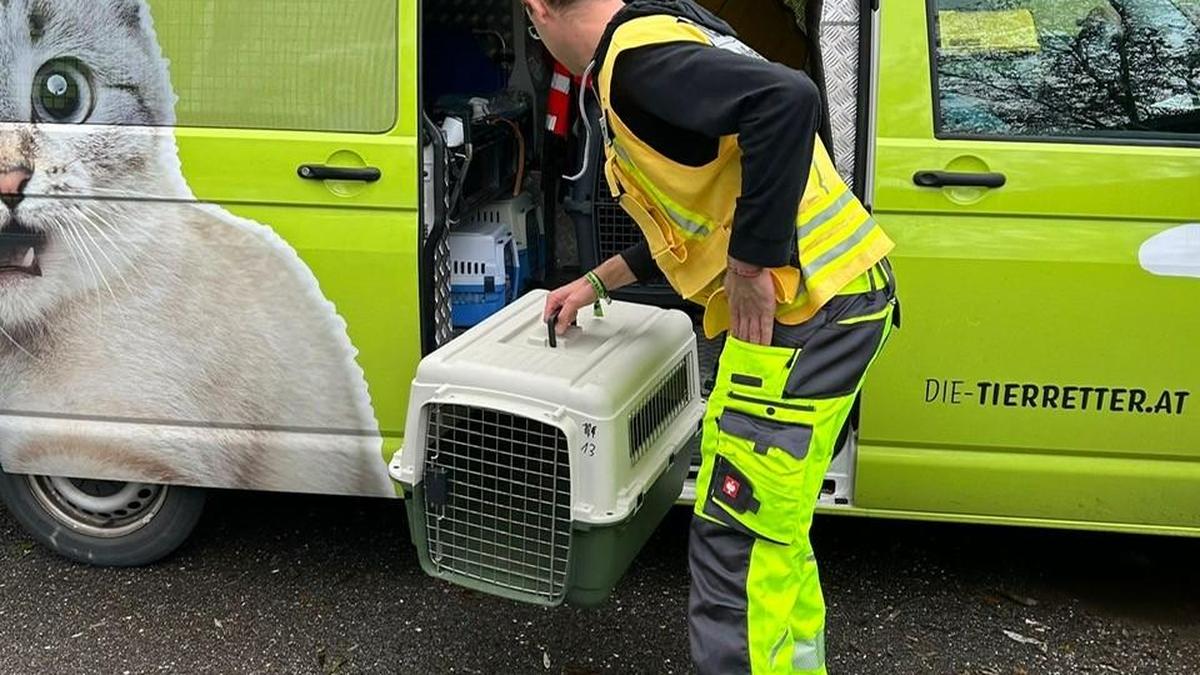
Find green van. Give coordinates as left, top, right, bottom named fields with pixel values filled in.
left=0, top=0, right=1196, bottom=570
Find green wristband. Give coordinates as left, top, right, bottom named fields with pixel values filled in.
left=584, top=270, right=610, bottom=303
left=584, top=271, right=611, bottom=318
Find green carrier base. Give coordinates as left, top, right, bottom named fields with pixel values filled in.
left=403, top=450, right=689, bottom=608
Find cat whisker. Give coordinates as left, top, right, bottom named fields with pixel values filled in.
left=76, top=200, right=139, bottom=240
left=75, top=195, right=167, bottom=237
left=0, top=323, right=34, bottom=359
left=69, top=223, right=113, bottom=327
left=49, top=215, right=105, bottom=325
left=73, top=210, right=132, bottom=298
left=74, top=203, right=150, bottom=288
left=56, top=217, right=109, bottom=312
left=88, top=220, right=152, bottom=283
left=69, top=221, right=118, bottom=303
left=78, top=187, right=176, bottom=202
left=75, top=201, right=135, bottom=243
left=56, top=156, right=85, bottom=172
left=49, top=215, right=88, bottom=278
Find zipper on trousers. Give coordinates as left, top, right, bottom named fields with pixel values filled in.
left=728, top=391, right=815, bottom=412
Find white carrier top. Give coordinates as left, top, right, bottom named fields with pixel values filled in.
left=413, top=289, right=697, bottom=420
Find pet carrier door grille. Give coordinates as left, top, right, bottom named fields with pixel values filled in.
left=422, top=403, right=573, bottom=603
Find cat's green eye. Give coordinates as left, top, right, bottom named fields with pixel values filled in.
left=32, top=59, right=93, bottom=124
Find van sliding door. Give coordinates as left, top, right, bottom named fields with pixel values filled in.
left=861, top=0, right=1200, bottom=531
left=0, top=0, right=419, bottom=498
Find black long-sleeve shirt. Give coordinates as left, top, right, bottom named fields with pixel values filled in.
left=608, top=36, right=822, bottom=282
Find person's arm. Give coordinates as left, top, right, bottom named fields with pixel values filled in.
left=618, top=240, right=663, bottom=284
left=592, top=251, right=640, bottom=292
left=542, top=253, right=640, bottom=335
left=611, top=42, right=823, bottom=270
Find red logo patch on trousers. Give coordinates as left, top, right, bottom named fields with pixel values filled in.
left=722, top=475, right=741, bottom=500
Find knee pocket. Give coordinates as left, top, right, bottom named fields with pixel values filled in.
left=699, top=410, right=814, bottom=546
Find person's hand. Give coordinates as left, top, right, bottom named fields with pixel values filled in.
left=725, top=258, right=777, bottom=345
left=542, top=277, right=598, bottom=336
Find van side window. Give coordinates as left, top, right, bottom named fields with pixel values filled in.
left=158, top=2, right=398, bottom=133
left=15, top=3, right=398, bottom=133
left=929, top=1, right=1200, bottom=141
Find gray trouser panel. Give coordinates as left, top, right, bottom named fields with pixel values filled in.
left=688, top=518, right=754, bottom=675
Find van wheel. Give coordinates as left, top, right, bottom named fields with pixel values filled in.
left=0, top=468, right=205, bottom=566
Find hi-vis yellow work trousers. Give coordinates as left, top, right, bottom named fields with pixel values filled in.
left=690, top=261, right=898, bottom=674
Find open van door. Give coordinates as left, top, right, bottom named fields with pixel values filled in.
left=401, top=0, right=717, bottom=607
left=862, top=0, right=1200, bottom=531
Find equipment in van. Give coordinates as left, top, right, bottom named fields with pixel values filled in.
left=466, top=192, right=545, bottom=293
left=391, top=290, right=703, bottom=606
left=422, top=25, right=509, bottom=106
left=448, top=219, right=521, bottom=327
left=433, top=93, right=532, bottom=221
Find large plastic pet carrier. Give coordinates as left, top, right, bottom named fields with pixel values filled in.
left=391, top=289, right=703, bottom=607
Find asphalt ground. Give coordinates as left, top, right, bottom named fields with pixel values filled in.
left=2, top=490, right=1199, bottom=675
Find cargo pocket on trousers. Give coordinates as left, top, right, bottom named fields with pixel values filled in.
left=702, top=410, right=814, bottom=545
left=784, top=307, right=889, bottom=400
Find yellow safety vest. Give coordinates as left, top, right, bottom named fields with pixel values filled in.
left=596, top=14, right=895, bottom=338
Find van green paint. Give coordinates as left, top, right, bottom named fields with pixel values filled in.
left=16, top=0, right=1191, bottom=532
left=159, top=0, right=1199, bottom=531
left=852, top=0, right=1200, bottom=534
left=152, top=1, right=423, bottom=470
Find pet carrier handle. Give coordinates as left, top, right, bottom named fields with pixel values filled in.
left=547, top=311, right=560, bottom=348
left=546, top=309, right=578, bottom=348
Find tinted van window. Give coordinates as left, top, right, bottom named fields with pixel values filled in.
left=930, top=0, right=1200, bottom=141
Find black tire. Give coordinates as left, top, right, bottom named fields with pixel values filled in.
left=0, top=468, right=205, bottom=567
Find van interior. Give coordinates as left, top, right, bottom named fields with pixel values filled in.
left=418, top=0, right=872, bottom=504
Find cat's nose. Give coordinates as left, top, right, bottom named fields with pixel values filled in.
left=0, top=167, right=31, bottom=211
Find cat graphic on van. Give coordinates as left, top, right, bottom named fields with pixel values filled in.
left=0, top=0, right=393, bottom=496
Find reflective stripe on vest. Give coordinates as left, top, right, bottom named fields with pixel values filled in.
left=798, top=190, right=856, bottom=241
left=611, top=142, right=713, bottom=239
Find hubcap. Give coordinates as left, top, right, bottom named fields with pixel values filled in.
left=27, top=475, right=168, bottom=538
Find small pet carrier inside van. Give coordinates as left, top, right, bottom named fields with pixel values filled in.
left=448, top=220, right=520, bottom=327
left=465, top=193, right=544, bottom=294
